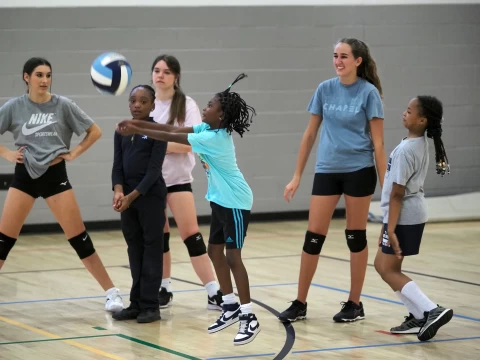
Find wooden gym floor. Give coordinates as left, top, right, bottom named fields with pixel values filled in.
left=0, top=219, right=479, bottom=359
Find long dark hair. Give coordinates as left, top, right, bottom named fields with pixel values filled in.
left=215, top=73, right=256, bottom=137
left=336, top=38, right=383, bottom=96
left=416, top=95, right=450, bottom=176
left=151, top=54, right=186, bottom=126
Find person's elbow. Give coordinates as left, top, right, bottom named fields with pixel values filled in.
left=88, top=123, right=102, bottom=141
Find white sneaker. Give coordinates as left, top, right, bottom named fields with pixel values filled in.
left=105, top=288, right=124, bottom=312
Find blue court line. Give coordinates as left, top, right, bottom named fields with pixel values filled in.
left=292, top=335, right=480, bottom=355
left=206, top=336, right=480, bottom=359
left=311, top=283, right=480, bottom=323
left=0, top=282, right=297, bottom=306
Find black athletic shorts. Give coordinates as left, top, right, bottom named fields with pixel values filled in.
left=209, top=202, right=250, bottom=250
left=10, top=160, right=72, bottom=199
left=312, top=166, right=377, bottom=197
left=381, top=223, right=426, bottom=256
left=167, top=183, right=192, bottom=193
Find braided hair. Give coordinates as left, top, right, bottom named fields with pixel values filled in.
left=130, top=84, right=156, bottom=103
left=215, top=73, right=256, bottom=137
left=416, top=95, right=450, bottom=176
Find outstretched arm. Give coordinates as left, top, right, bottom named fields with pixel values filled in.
left=118, top=119, right=194, bottom=134
left=139, top=129, right=190, bottom=145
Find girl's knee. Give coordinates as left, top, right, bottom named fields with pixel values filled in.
left=226, top=249, right=242, bottom=268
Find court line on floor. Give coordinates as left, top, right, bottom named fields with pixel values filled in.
left=0, top=283, right=297, bottom=306
left=114, top=334, right=201, bottom=360
left=0, top=334, right=117, bottom=346
left=2, top=254, right=478, bottom=288
left=172, top=277, right=295, bottom=360
left=318, top=254, right=480, bottom=287
left=205, top=335, right=480, bottom=359
left=1, top=282, right=478, bottom=323
left=0, top=315, right=125, bottom=359
left=310, top=283, right=480, bottom=323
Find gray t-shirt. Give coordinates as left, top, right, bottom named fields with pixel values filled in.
left=380, top=136, right=429, bottom=225
left=0, top=94, right=94, bottom=179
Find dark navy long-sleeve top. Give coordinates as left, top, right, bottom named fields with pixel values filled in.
left=112, top=117, right=167, bottom=197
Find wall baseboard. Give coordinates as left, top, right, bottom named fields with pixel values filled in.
left=19, top=209, right=346, bottom=235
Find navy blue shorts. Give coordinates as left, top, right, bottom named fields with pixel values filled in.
left=381, top=223, right=426, bottom=256
left=209, top=202, right=250, bottom=249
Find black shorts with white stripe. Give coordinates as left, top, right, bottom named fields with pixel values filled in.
left=208, top=202, right=250, bottom=249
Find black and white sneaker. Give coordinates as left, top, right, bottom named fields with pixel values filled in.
left=207, top=290, right=224, bottom=311
left=158, top=287, right=173, bottom=309
left=278, top=300, right=307, bottom=322
left=333, top=301, right=365, bottom=322
left=233, top=313, right=261, bottom=346
left=390, top=313, right=426, bottom=334
left=208, top=303, right=241, bottom=333
left=417, top=306, right=453, bottom=341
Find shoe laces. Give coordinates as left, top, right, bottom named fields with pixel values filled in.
left=288, top=300, right=305, bottom=310
left=339, top=301, right=355, bottom=311
left=238, top=319, right=248, bottom=334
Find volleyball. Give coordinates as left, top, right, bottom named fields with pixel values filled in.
left=90, top=52, right=132, bottom=96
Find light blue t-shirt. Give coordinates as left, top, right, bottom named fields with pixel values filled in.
left=307, top=77, right=384, bottom=173
left=187, top=123, right=253, bottom=210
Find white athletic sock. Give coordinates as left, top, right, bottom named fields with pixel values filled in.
left=205, top=281, right=220, bottom=297
left=222, top=293, right=237, bottom=305
left=105, top=287, right=118, bottom=297
left=395, top=290, right=424, bottom=319
left=161, top=278, right=172, bottom=292
left=401, top=281, right=437, bottom=314
left=240, top=302, right=253, bottom=315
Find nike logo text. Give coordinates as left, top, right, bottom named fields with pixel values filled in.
left=22, top=113, right=57, bottom=136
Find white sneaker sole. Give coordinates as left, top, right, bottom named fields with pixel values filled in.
left=234, top=327, right=261, bottom=346
left=390, top=327, right=421, bottom=334
left=105, top=302, right=124, bottom=313
left=208, top=317, right=240, bottom=334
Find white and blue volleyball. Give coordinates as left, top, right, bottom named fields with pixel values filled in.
left=90, top=52, right=132, bottom=96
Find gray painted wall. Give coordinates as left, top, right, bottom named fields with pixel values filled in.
left=0, top=5, right=479, bottom=224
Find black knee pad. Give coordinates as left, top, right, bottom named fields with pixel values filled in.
left=184, top=232, right=207, bottom=257
left=346, top=229, right=367, bottom=253
left=303, top=231, right=326, bottom=255
left=164, top=232, right=170, bottom=253
left=68, top=231, right=96, bottom=259
left=0, top=232, right=17, bottom=261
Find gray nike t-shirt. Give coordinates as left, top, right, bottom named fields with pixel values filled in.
left=380, top=136, right=429, bottom=225
left=0, top=94, right=94, bottom=179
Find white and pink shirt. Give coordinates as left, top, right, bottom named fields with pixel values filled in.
left=150, top=96, right=202, bottom=187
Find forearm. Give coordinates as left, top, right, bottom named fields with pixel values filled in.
left=140, top=129, right=189, bottom=145
left=293, top=131, right=317, bottom=179
left=113, top=184, right=124, bottom=193
left=374, top=146, right=387, bottom=189
left=71, top=125, right=102, bottom=159
left=0, top=145, right=10, bottom=159
left=167, top=142, right=191, bottom=153
left=127, top=189, right=141, bottom=201
left=130, top=120, right=179, bottom=132
left=387, top=193, right=403, bottom=232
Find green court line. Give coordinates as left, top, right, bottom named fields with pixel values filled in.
left=115, top=334, right=201, bottom=360
left=0, top=334, right=118, bottom=346
left=93, top=326, right=107, bottom=330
